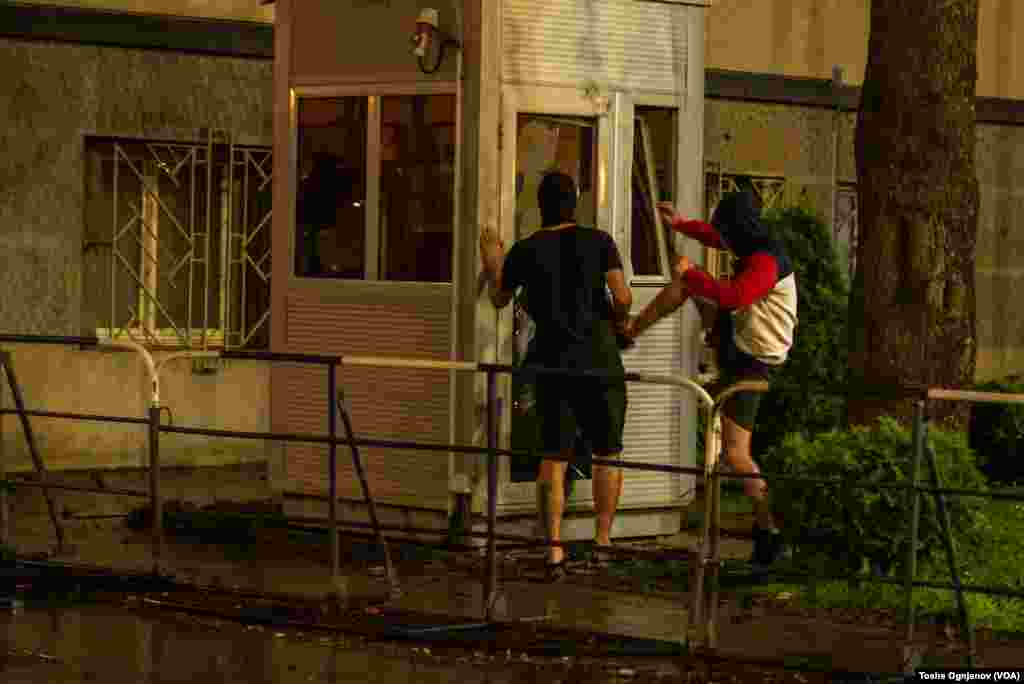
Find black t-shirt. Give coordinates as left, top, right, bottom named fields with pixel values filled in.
left=502, top=225, right=624, bottom=368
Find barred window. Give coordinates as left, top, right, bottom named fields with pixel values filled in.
left=83, top=135, right=271, bottom=349
left=702, top=169, right=787, bottom=278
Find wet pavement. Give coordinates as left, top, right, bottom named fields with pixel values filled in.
left=0, top=603, right=686, bottom=683
left=394, top=573, right=691, bottom=644
left=2, top=465, right=1022, bottom=680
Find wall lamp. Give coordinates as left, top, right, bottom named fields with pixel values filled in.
left=410, top=8, right=461, bottom=74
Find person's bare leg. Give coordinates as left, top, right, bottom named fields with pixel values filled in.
left=720, top=415, right=776, bottom=530
left=592, top=462, right=623, bottom=547
left=537, top=456, right=569, bottom=564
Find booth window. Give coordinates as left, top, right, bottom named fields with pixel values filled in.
left=294, top=94, right=456, bottom=282
left=631, top=107, right=677, bottom=278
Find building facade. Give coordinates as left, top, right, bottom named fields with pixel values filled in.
left=703, top=0, right=1024, bottom=381
left=0, top=1, right=275, bottom=472
left=1, top=0, right=1021, bottom=490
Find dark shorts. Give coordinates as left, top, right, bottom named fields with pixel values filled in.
left=527, top=322, right=627, bottom=457
left=710, top=366, right=774, bottom=432
left=534, top=375, right=627, bottom=456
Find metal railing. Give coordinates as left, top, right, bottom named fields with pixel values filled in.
left=693, top=380, right=1024, bottom=671
left=1, top=332, right=1022, bottom=673
left=0, top=334, right=714, bottom=620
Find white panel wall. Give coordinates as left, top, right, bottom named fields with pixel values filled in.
left=620, top=288, right=688, bottom=506
left=279, top=288, right=452, bottom=511
left=502, top=0, right=689, bottom=95
left=494, top=0, right=703, bottom=519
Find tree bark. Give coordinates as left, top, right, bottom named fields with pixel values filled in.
left=848, top=0, right=980, bottom=428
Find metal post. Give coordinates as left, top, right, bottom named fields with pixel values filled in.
left=0, top=363, right=8, bottom=547
left=903, top=399, right=925, bottom=664
left=0, top=473, right=6, bottom=550
left=1, top=352, right=65, bottom=550
left=484, top=368, right=500, bottom=621
left=830, top=66, right=844, bottom=244
left=924, top=438, right=977, bottom=667
left=327, top=363, right=340, bottom=594
left=148, top=403, right=163, bottom=575
left=706, top=456, right=723, bottom=650
left=687, top=406, right=719, bottom=649
left=336, top=385, right=399, bottom=598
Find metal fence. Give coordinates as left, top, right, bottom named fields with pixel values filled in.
left=0, top=334, right=714, bottom=612
left=693, top=381, right=1024, bottom=670
left=1, top=333, right=1022, bottom=673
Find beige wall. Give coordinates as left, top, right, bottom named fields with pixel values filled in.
left=975, top=123, right=1024, bottom=380
left=13, top=0, right=274, bottom=23
left=0, top=38, right=272, bottom=337
left=20, top=0, right=1019, bottom=99
left=707, top=0, right=868, bottom=85
left=290, top=0, right=458, bottom=84
left=0, top=34, right=274, bottom=470
left=706, top=1, right=1024, bottom=380
left=0, top=346, right=270, bottom=472
left=707, top=0, right=1024, bottom=99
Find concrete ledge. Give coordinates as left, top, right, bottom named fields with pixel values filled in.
left=283, top=494, right=683, bottom=546
left=707, top=68, right=1024, bottom=126
left=0, top=2, right=273, bottom=58
left=0, top=345, right=270, bottom=471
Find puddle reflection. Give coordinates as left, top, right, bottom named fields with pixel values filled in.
left=0, top=604, right=667, bottom=683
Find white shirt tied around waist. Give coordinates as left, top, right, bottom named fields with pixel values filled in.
left=731, top=272, right=798, bottom=366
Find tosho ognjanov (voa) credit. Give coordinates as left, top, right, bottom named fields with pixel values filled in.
left=912, top=669, right=1024, bottom=682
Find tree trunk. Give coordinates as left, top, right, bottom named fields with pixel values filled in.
left=848, top=0, right=980, bottom=428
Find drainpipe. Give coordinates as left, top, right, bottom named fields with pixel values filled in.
left=99, top=337, right=163, bottom=571
left=0, top=377, right=7, bottom=547
left=831, top=65, right=845, bottom=242
left=101, top=338, right=159, bottom=408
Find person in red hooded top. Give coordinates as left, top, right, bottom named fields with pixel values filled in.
left=623, top=189, right=798, bottom=570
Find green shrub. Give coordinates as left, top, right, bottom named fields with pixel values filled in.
left=968, top=377, right=1024, bottom=485
left=777, top=490, right=1024, bottom=634
left=769, top=417, right=989, bottom=575
left=750, top=207, right=849, bottom=463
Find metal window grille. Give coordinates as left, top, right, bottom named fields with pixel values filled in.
left=702, top=164, right=787, bottom=279
left=86, top=131, right=271, bottom=349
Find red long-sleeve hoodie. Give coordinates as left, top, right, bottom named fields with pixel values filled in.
left=669, top=192, right=798, bottom=367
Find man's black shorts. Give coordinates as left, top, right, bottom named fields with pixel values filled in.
left=534, top=374, right=627, bottom=456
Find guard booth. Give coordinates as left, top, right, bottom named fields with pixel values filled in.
left=269, top=0, right=710, bottom=542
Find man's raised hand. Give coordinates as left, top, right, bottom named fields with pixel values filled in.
left=673, top=255, right=694, bottom=280
left=656, top=201, right=680, bottom=227
left=479, top=224, right=504, bottom=274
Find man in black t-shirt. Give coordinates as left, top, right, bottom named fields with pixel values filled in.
left=480, top=172, right=633, bottom=578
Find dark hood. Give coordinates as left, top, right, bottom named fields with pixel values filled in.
left=711, top=190, right=773, bottom=257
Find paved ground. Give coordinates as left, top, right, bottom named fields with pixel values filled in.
left=3, top=603, right=697, bottom=684
left=2, top=464, right=1020, bottom=681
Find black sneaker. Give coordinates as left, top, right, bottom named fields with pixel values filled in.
left=750, top=525, right=788, bottom=570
